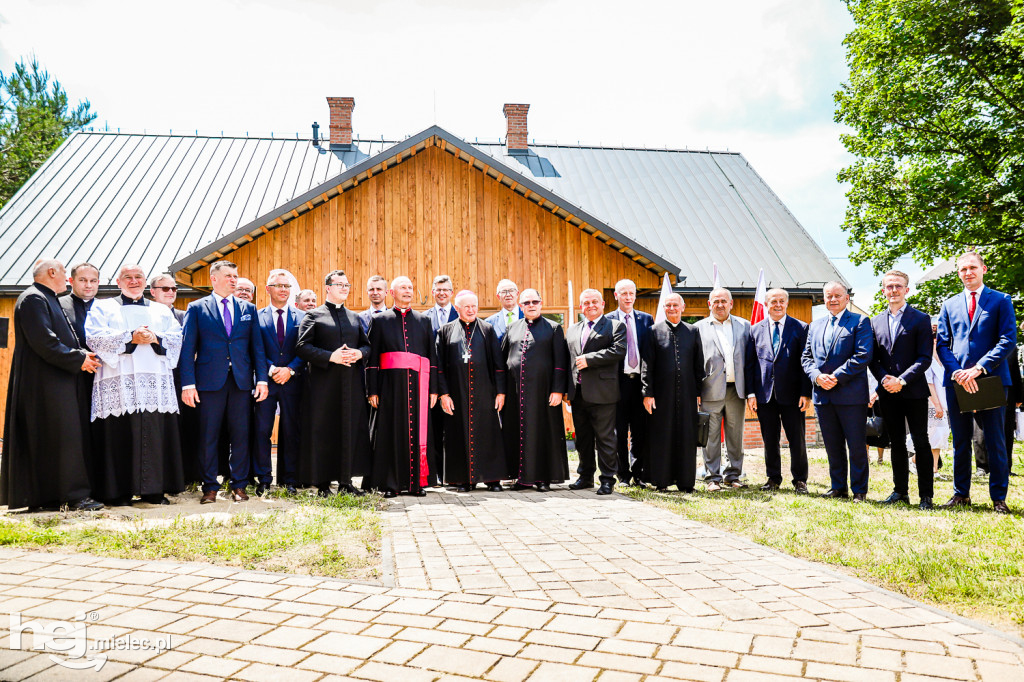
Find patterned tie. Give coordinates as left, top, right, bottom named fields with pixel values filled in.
left=276, top=309, right=285, bottom=347
left=581, top=320, right=594, bottom=347
left=824, top=315, right=837, bottom=349
left=968, top=291, right=977, bottom=322
left=772, top=321, right=781, bottom=355
left=626, top=314, right=639, bottom=367
left=221, top=297, right=232, bottom=336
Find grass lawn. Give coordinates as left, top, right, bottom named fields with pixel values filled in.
left=0, top=490, right=384, bottom=580
left=622, top=443, right=1024, bottom=637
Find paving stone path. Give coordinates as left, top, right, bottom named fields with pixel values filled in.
left=0, top=487, right=1022, bottom=681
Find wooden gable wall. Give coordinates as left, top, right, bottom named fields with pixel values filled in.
left=184, top=145, right=662, bottom=314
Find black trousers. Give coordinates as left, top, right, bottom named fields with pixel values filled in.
left=876, top=393, right=933, bottom=498
left=615, top=374, right=647, bottom=483
left=573, top=396, right=619, bottom=486
left=430, top=404, right=445, bottom=484
left=756, top=398, right=808, bottom=485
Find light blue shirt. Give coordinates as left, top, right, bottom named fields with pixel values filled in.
left=886, top=303, right=906, bottom=342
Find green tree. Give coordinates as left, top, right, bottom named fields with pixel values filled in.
left=836, top=0, right=1024, bottom=318
left=0, top=57, right=95, bottom=209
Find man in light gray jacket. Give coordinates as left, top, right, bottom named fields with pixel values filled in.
left=696, top=288, right=751, bottom=491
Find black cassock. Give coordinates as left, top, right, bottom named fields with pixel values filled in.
left=171, top=307, right=202, bottom=485
left=59, top=293, right=97, bottom=486
left=436, top=318, right=508, bottom=485
left=295, top=302, right=372, bottom=487
left=365, top=308, right=438, bottom=493
left=1, top=283, right=93, bottom=508
left=501, top=317, right=570, bottom=484
left=641, top=320, right=705, bottom=491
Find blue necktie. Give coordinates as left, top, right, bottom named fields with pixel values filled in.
left=824, top=315, right=837, bottom=349
left=772, top=321, right=781, bottom=355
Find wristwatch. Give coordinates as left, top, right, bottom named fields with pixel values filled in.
left=289, top=368, right=295, bottom=376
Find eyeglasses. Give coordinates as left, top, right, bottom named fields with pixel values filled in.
left=498, top=289, right=518, bottom=296
left=267, top=284, right=291, bottom=290
left=328, top=283, right=351, bottom=289
left=152, top=286, right=177, bottom=293
left=521, top=300, right=541, bottom=306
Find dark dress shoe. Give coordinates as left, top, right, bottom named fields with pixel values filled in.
left=70, top=497, right=104, bottom=512
left=284, top=484, right=298, bottom=495
left=231, top=488, right=249, bottom=502
left=759, top=481, right=781, bottom=491
left=409, top=488, right=427, bottom=497
left=487, top=483, right=503, bottom=492
left=535, top=483, right=551, bottom=492
left=852, top=493, right=867, bottom=503
left=254, top=484, right=270, bottom=496
left=141, top=494, right=170, bottom=505
left=596, top=483, right=614, bottom=495
left=317, top=487, right=334, bottom=498
left=881, top=492, right=909, bottom=505
left=568, top=479, right=594, bottom=490
left=512, top=482, right=533, bottom=491
left=382, top=490, right=397, bottom=498
left=200, top=491, right=218, bottom=504
left=341, top=484, right=366, bottom=497
left=794, top=481, right=808, bottom=494
left=454, top=485, right=472, bottom=493
left=994, top=500, right=1011, bottom=514
left=940, top=494, right=971, bottom=508
left=821, top=489, right=849, bottom=499
left=919, top=498, right=933, bottom=510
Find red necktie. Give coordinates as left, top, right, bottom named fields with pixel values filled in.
left=968, top=291, right=977, bottom=322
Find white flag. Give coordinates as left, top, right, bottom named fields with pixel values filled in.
left=654, top=273, right=673, bottom=325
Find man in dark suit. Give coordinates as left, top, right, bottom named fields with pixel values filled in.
left=744, top=288, right=811, bottom=493
left=936, top=251, right=1018, bottom=514
left=254, top=269, right=306, bottom=496
left=801, top=281, right=874, bottom=501
left=605, top=278, right=653, bottom=486
left=869, top=271, right=935, bottom=509
left=426, top=275, right=458, bottom=486
left=484, top=279, right=524, bottom=341
left=180, top=260, right=269, bottom=504
left=566, top=288, right=626, bottom=495
left=358, top=274, right=389, bottom=335
left=60, top=262, right=101, bottom=482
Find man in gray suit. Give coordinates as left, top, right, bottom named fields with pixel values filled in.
left=566, top=289, right=626, bottom=495
left=484, top=279, right=524, bottom=340
left=696, top=287, right=751, bottom=491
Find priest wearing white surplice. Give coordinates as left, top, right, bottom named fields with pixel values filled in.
left=85, top=264, right=185, bottom=506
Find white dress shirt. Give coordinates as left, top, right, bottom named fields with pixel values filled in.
left=711, top=316, right=736, bottom=382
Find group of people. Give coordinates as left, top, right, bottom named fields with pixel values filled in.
left=0, top=251, right=1018, bottom=515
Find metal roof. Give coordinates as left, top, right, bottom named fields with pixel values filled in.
left=0, top=132, right=393, bottom=289
left=473, top=143, right=844, bottom=290
left=0, top=128, right=843, bottom=293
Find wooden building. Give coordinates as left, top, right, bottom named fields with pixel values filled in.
left=0, top=98, right=842, bottom=433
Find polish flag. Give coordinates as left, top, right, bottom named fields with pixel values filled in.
left=750, top=268, right=766, bottom=325
left=712, top=262, right=721, bottom=289
left=653, top=273, right=673, bottom=325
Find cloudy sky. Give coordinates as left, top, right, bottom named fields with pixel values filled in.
left=0, top=0, right=925, bottom=309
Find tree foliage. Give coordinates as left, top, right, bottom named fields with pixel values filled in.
left=836, top=0, right=1024, bottom=317
left=0, top=57, right=95, bottom=209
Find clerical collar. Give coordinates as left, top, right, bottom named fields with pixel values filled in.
left=667, top=319, right=680, bottom=329
left=325, top=301, right=345, bottom=310
left=394, top=305, right=411, bottom=315
left=121, top=294, right=146, bottom=306
left=461, top=319, right=475, bottom=330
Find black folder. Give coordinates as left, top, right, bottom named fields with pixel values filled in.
left=954, top=375, right=1006, bottom=412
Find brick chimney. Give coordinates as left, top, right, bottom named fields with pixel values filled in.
left=503, top=103, right=529, bottom=154
left=326, top=96, right=355, bottom=148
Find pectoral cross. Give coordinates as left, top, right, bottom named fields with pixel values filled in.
left=462, top=348, right=472, bottom=363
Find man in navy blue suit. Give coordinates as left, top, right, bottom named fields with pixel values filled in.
left=801, top=281, right=874, bottom=501
left=605, top=278, right=654, bottom=486
left=869, top=271, right=935, bottom=509
left=745, top=288, right=811, bottom=493
left=937, top=251, right=1018, bottom=514
left=484, top=279, right=524, bottom=341
left=180, top=260, right=269, bottom=503
left=254, top=269, right=305, bottom=496
left=427, top=275, right=458, bottom=486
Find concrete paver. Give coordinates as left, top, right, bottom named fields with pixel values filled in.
left=0, top=486, right=1021, bottom=680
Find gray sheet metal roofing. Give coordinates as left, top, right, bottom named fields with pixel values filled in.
left=0, top=132, right=392, bottom=289
left=473, top=143, right=844, bottom=290
left=0, top=128, right=843, bottom=292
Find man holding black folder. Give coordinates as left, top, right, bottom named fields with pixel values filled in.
left=936, top=251, right=1018, bottom=514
